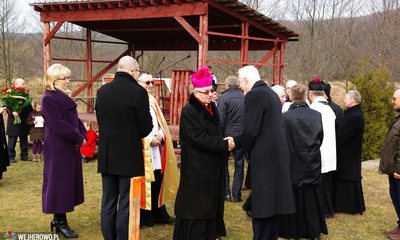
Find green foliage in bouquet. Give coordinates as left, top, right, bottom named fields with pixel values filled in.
left=1, top=87, right=33, bottom=124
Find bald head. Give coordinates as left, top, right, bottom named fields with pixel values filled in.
left=117, top=56, right=139, bottom=74
left=393, top=89, right=400, bottom=109
left=14, top=78, right=26, bottom=88
left=395, top=89, right=400, bottom=98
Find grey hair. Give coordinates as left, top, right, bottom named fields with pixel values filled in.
left=225, top=75, right=239, bottom=87
left=347, top=90, right=361, bottom=103
left=238, top=65, right=261, bottom=82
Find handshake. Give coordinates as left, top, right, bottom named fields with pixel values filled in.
left=223, top=137, right=235, bottom=151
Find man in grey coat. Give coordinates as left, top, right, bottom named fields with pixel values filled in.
left=233, top=65, right=295, bottom=240
left=217, top=75, right=245, bottom=202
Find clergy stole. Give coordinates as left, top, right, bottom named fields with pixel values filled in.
left=128, top=177, right=141, bottom=240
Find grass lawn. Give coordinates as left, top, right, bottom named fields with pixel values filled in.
left=0, top=158, right=395, bottom=239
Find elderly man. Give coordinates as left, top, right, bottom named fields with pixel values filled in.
left=217, top=75, right=245, bottom=202
left=380, top=89, right=400, bottom=240
left=280, top=84, right=327, bottom=240
left=331, top=90, right=365, bottom=215
left=6, top=78, right=33, bottom=163
left=309, top=78, right=337, bottom=218
left=234, top=65, right=295, bottom=240
left=96, top=56, right=153, bottom=240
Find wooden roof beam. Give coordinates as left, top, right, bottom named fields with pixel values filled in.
left=59, top=4, right=68, bottom=11
left=203, top=0, right=287, bottom=40
left=98, top=3, right=107, bottom=10
left=33, top=5, right=42, bottom=12
left=87, top=3, right=97, bottom=10
left=129, top=0, right=140, bottom=7
left=174, top=16, right=202, bottom=43
left=69, top=4, right=78, bottom=11
left=151, top=0, right=159, bottom=6
left=119, top=1, right=128, bottom=9
left=50, top=5, right=59, bottom=11
left=140, top=0, right=150, bottom=7
left=162, top=0, right=173, bottom=6
left=108, top=2, right=117, bottom=9
left=79, top=3, right=88, bottom=11
left=44, top=21, right=64, bottom=46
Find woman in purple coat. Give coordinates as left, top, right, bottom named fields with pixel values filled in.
left=41, top=64, right=87, bottom=238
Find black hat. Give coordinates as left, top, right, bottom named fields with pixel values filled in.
left=324, top=83, right=331, bottom=96
left=324, top=83, right=332, bottom=102
left=309, top=77, right=325, bottom=91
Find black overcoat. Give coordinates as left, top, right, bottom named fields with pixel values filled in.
left=96, top=71, right=153, bottom=177
left=332, top=104, right=364, bottom=181
left=235, top=80, right=295, bottom=219
left=5, top=105, right=33, bottom=136
left=175, top=93, right=228, bottom=219
left=282, top=101, right=323, bottom=188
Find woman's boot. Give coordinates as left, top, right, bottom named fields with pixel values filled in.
left=54, top=213, right=78, bottom=238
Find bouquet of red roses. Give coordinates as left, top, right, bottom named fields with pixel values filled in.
left=1, top=87, right=33, bottom=124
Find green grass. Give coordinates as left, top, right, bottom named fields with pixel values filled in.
left=0, top=158, right=395, bottom=239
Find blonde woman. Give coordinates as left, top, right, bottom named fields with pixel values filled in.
left=41, top=64, right=87, bottom=238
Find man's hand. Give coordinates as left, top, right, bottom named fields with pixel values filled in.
left=394, top=172, right=400, bottom=179
left=224, top=136, right=235, bottom=151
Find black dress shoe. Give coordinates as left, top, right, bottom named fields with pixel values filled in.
left=167, top=217, right=175, bottom=224
left=21, top=158, right=32, bottom=161
left=9, top=158, right=16, bottom=163
left=155, top=217, right=175, bottom=225
left=233, top=197, right=243, bottom=202
left=224, top=195, right=231, bottom=202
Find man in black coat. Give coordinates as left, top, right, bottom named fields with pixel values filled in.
left=6, top=78, right=33, bottom=162
left=234, top=65, right=295, bottom=240
left=217, top=75, right=245, bottom=203
left=280, top=84, right=327, bottom=240
left=96, top=56, right=153, bottom=240
left=331, top=90, right=365, bottom=215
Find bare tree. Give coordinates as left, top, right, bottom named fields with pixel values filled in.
left=0, top=0, right=27, bottom=87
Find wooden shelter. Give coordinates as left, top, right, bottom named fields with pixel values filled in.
left=31, top=0, right=299, bottom=120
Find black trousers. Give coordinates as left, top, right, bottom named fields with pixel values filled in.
left=8, top=135, right=28, bottom=159
left=252, top=214, right=280, bottom=240
left=101, top=173, right=132, bottom=240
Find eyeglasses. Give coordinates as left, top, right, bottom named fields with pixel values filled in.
left=57, top=77, right=70, bottom=81
left=131, top=69, right=141, bottom=73
left=393, top=97, right=397, bottom=102
left=139, top=80, right=154, bottom=85
left=197, top=89, right=215, bottom=95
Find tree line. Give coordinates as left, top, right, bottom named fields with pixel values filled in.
left=1, top=0, right=399, bottom=159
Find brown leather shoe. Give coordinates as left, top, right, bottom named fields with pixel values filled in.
left=384, top=227, right=400, bottom=234
left=388, top=232, right=400, bottom=240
